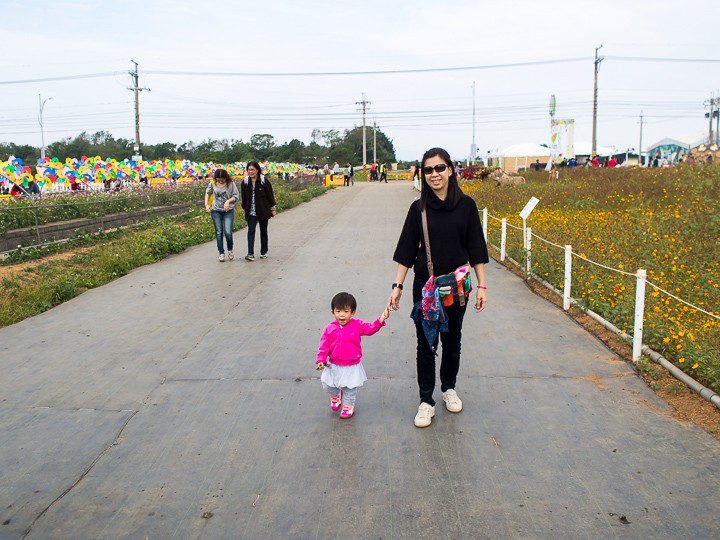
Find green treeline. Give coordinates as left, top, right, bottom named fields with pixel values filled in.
left=1, top=127, right=397, bottom=166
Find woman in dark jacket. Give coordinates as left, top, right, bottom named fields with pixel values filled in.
left=388, top=147, right=489, bottom=428
left=240, top=161, right=277, bottom=261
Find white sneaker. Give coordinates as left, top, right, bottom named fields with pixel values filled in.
left=228, top=251, right=234, bottom=260
left=442, top=389, right=463, bottom=413
left=218, top=253, right=225, bottom=262
left=414, top=403, right=435, bottom=428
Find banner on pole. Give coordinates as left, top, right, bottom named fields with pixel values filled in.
left=550, top=120, right=575, bottom=159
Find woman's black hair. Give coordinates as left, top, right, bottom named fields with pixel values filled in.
left=213, top=168, right=231, bottom=181
left=331, top=292, right=357, bottom=312
left=246, top=161, right=262, bottom=176
left=419, top=147, right=463, bottom=211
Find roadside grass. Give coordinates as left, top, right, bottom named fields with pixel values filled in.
left=463, top=165, right=720, bottom=394
left=0, top=184, right=328, bottom=327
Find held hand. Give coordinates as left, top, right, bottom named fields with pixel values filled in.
left=316, top=362, right=326, bottom=371
left=380, top=307, right=390, bottom=322
left=223, top=202, right=231, bottom=211
left=475, top=288, right=487, bottom=312
left=271, top=208, right=277, bottom=217
left=205, top=205, right=211, bottom=213
left=388, top=288, right=402, bottom=311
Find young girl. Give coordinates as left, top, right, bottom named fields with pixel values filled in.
left=204, top=169, right=240, bottom=262
left=316, top=292, right=389, bottom=418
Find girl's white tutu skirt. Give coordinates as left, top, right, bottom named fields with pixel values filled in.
left=321, top=361, right=367, bottom=389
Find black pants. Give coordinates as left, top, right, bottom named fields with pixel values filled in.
left=415, top=300, right=467, bottom=406
left=246, top=215, right=268, bottom=256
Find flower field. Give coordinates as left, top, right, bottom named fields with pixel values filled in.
left=463, top=165, right=720, bottom=394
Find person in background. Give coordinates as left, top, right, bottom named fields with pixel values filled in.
left=241, top=161, right=276, bottom=261
left=205, top=168, right=239, bottom=262
left=27, top=179, right=41, bottom=196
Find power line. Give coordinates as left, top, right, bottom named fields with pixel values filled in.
left=607, top=55, right=720, bottom=63
left=0, top=71, right=124, bottom=85
left=2, top=55, right=719, bottom=85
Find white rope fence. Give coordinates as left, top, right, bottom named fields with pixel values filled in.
left=483, top=208, right=720, bottom=409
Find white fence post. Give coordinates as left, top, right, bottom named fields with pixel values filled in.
left=525, top=227, right=532, bottom=276
left=500, top=218, right=507, bottom=261
left=563, top=245, right=572, bottom=310
left=632, top=269, right=647, bottom=362
left=522, top=217, right=527, bottom=249
left=482, top=208, right=488, bottom=244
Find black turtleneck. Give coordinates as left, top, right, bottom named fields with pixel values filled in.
left=393, top=191, right=489, bottom=299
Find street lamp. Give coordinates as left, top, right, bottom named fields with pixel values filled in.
left=38, top=94, right=53, bottom=160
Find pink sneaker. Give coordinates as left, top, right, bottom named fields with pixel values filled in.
left=339, top=404, right=355, bottom=418
left=330, top=392, right=342, bottom=411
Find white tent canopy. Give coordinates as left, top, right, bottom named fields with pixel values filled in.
left=573, top=141, right=615, bottom=157
left=647, top=137, right=690, bottom=151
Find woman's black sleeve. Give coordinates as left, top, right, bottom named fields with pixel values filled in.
left=466, top=198, right=490, bottom=265
left=393, top=203, right=420, bottom=268
left=265, top=178, right=276, bottom=207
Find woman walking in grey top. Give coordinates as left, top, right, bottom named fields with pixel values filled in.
left=204, top=169, right=240, bottom=262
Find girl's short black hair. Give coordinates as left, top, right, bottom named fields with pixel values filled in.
left=331, top=292, right=357, bottom=311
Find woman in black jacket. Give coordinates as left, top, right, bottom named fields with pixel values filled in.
left=388, top=147, right=489, bottom=428
left=240, top=161, right=277, bottom=261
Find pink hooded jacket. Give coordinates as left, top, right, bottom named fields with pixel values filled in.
left=316, top=317, right=386, bottom=367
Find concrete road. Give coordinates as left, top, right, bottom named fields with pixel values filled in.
left=1, top=182, right=719, bottom=539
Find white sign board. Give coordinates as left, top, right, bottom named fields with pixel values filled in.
left=519, top=196, right=540, bottom=220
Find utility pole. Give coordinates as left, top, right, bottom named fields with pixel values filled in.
left=356, top=93, right=370, bottom=172
left=638, top=110, right=645, bottom=167
left=128, top=60, right=150, bottom=159
left=591, top=44, right=603, bottom=159
left=38, top=94, right=53, bottom=160
left=471, top=81, right=476, bottom=161
left=373, top=120, right=377, bottom=163
left=703, top=91, right=720, bottom=145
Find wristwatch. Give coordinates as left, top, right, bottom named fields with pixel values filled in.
left=392, top=283, right=403, bottom=290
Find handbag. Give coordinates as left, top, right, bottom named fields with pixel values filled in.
left=421, top=209, right=472, bottom=307
left=207, top=180, right=215, bottom=206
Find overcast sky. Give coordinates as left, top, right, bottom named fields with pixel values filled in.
left=2, top=0, right=719, bottom=161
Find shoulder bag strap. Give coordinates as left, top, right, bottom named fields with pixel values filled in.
left=421, top=209, right=434, bottom=277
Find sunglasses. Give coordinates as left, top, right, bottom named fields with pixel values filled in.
left=422, top=164, right=448, bottom=175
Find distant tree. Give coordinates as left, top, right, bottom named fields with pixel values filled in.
left=227, top=140, right=253, bottom=163
left=4, top=126, right=396, bottom=166
left=306, top=141, right=329, bottom=164
left=329, top=142, right=354, bottom=165
left=0, top=142, right=40, bottom=163
left=47, top=132, right=93, bottom=160
left=341, top=127, right=396, bottom=165
left=276, top=138, right=307, bottom=163
left=249, top=134, right=276, bottom=161
left=142, top=142, right=179, bottom=160
left=310, top=129, right=323, bottom=145
left=321, top=129, right=342, bottom=147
